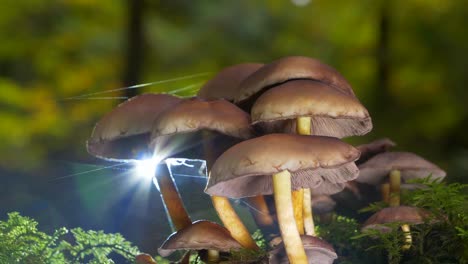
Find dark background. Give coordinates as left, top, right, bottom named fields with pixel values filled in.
left=1, top=0, right=467, bottom=256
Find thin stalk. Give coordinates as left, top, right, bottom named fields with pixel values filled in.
left=297, top=116, right=315, bottom=236
left=389, top=170, right=401, bottom=207
left=273, top=170, right=308, bottom=264
left=203, top=132, right=259, bottom=250
left=154, top=162, right=191, bottom=231
left=381, top=183, right=390, bottom=204
left=292, top=189, right=305, bottom=234
left=303, top=188, right=315, bottom=235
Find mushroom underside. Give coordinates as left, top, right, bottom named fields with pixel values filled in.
left=254, top=115, right=372, bottom=139
left=206, top=163, right=358, bottom=198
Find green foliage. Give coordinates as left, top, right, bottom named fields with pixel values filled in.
left=0, top=212, right=139, bottom=263
left=353, top=223, right=406, bottom=264
left=358, top=201, right=388, bottom=214
left=402, top=178, right=468, bottom=263
left=317, top=215, right=376, bottom=264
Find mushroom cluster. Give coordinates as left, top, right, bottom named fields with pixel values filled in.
left=86, top=55, right=446, bottom=263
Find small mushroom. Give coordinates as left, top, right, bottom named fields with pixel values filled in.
left=355, top=138, right=396, bottom=165
left=235, top=56, right=356, bottom=109
left=87, top=94, right=192, bottom=231
left=151, top=97, right=258, bottom=250
left=206, top=134, right=360, bottom=263
left=269, top=235, right=337, bottom=264
left=135, top=253, right=158, bottom=264
left=158, top=220, right=243, bottom=262
left=197, top=63, right=264, bottom=102
left=250, top=80, right=372, bottom=138
left=357, top=152, right=446, bottom=186
left=87, top=93, right=181, bottom=161
left=362, top=206, right=431, bottom=250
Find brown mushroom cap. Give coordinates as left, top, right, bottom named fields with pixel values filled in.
left=269, top=235, right=337, bottom=264
left=251, top=80, right=372, bottom=138
left=150, top=97, right=254, bottom=159
left=235, top=56, right=355, bottom=104
left=356, top=152, right=447, bottom=185
left=157, top=220, right=243, bottom=257
left=197, top=63, right=264, bottom=101
left=311, top=195, right=337, bottom=215
left=205, top=134, right=360, bottom=198
left=362, top=206, right=430, bottom=232
left=87, top=93, right=181, bottom=161
left=356, top=138, right=396, bottom=165
left=151, top=97, right=253, bottom=140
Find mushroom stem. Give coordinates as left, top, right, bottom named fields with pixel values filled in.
left=211, top=196, right=259, bottom=250
left=273, top=170, right=308, bottom=264
left=401, top=224, right=412, bottom=250
left=389, top=170, right=401, bottom=207
left=154, top=162, right=191, bottom=231
left=389, top=170, right=413, bottom=250
left=296, top=116, right=315, bottom=236
left=292, top=189, right=305, bottom=235
left=207, top=249, right=220, bottom=262
left=246, top=195, right=275, bottom=227
left=381, top=183, right=390, bottom=204
left=303, top=188, right=316, bottom=236
left=203, top=133, right=259, bottom=250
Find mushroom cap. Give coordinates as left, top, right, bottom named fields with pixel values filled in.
left=362, top=206, right=430, bottom=233
left=235, top=56, right=355, bottom=104
left=197, top=63, right=264, bottom=101
left=251, top=80, right=372, bottom=138
left=205, top=134, right=360, bottom=198
left=311, top=195, right=337, bottom=215
left=135, top=253, right=158, bottom=264
left=87, top=93, right=181, bottom=161
left=158, top=220, right=243, bottom=257
left=356, top=152, right=447, bottom=185
left=269, top=235, right=337, bottom=264
left=150, top=97, right=254, bottom=159
left=356, top=138, right=396, bottom=165
left=151, top=97, right=253, bottom=140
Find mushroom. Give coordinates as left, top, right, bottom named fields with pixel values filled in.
left=357, top=151, right=446, bottom=186
left=356, top=151, right=447, bottom=206
left=312, top=195, right=336, bottom=223
left=135, top=253, right=158, bottom=264
left=269, top=235, right=337, bottom=264
left=235, top=56, right=356, bottom=111
left=249, top=79, right=371, bottom=235
left=151, top=97, right=259, bottom=250
left=87, top=93, right=181, bottom=161
left=86, top=94, right=192, bottom=231
left=206, top=134, right=360, bottom=263
left=250, top=80, right=372, bottom=138
left=355, top=138, right=396, bottom=165
left=197, top=63, right=264, bottom=102
left=362, top=205, right=431, bottom=250
left=158, top=220, right=243, bottom=263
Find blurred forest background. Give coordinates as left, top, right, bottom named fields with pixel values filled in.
left=1, top=0, right=467, bottom=256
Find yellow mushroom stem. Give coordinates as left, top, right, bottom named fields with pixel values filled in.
left=389, top=169, right=413, bottom=250
left=273, top=170, right=308, bottom=264
left=401, top=224, right=412, bottom=250
left=292, top=189, right=305, bottom=234
left=211, top=196, right=259, bottom=250
left=155, top=163, right=192, bottom=231
left=246, top=195, right=275, bottom=226
left=303, top=188, right=315, bottom=236
left=207, top=249, right=220, bottom=262
left=203, top=133, right=258, bottom=250
left=381, top=183, right=390, bottom=204
left=296, top=116, right=315, bottom=236
left=389, top=170, right=401, bottom=207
